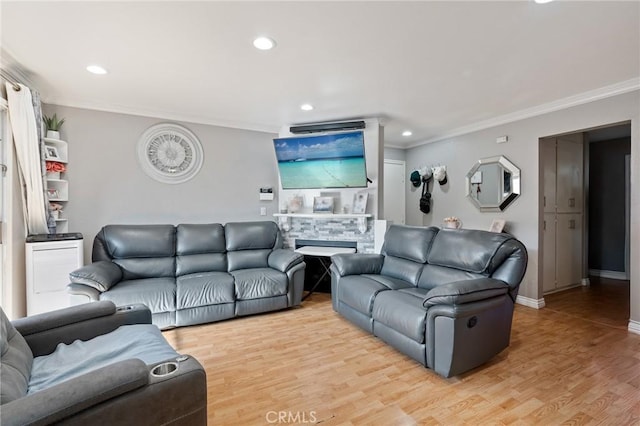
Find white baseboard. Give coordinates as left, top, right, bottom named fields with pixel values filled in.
left=628, top=320, right=640, bottom=335
left=516, top=295, right=546, bottom=309
left=589, top=269, right=628, bottom=280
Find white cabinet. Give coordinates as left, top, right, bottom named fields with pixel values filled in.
left=26, top=238, right=83, bottom=315
left=44, top=137, right=69, bottom=233
left=541, top=135, right=585, bottom=293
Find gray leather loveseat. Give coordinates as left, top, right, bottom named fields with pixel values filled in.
left=68, top=221, right=305, bottom=329
left=1, top=301, right=206, bottom=425
left=331, top=224, right=527, bottom=378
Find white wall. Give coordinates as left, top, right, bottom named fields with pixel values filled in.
left=405, top=91, right=639, bottom=327
left=384, top=147, right=406, bottom=162
left=42, top=105, right=280, bottom=262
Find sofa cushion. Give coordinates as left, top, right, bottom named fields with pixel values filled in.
left=113, top=258, right=176, bottom=281
left=93, top=225, right=176, bottom=260
left=231, top=268, right=288, bottom=300
left=176, top=253, right=227, bottom=276
left=361, top=274, right=414, bottom=290
left=381, top=225, right=438, bottom=263
left=227, top=250, right=271, bottom=272
left=225, top=221, right=280, bottom=251
left=176, top=272, right=235, bottom=309
left=337, top=276, right=389, bottom=316
left=397, top=287, right=429, bottom=298
left=379, top=256, right=424, bottom=286
left=28, top=324, right=177, bottom=394
left=372, top=290, right=427, bottom=344
left=427, top=228, right=515, bottom=274
left=93, top=225, right=176, bottom=280
left=1, top=309, right=33, bottom=403
left=99, top=278, right=176, bottom=314
left=417, top=264, right=485, bottom=290
left=176, top=224, right=228, bottom=276
left=176, top=223, right=226, bottom=255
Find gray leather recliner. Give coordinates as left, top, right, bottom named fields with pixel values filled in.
left=0, top=301, right=207, bottom=425
left=68, top=221, right=306, bottom=329
left=330, top=225, right=527, bottom=378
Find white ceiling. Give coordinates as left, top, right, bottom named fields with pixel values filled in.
left=2, top=1, right=638, bottom=148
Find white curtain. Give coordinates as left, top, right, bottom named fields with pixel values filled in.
left=6, top=82, right=49, bottom=235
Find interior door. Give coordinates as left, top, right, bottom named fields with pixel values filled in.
left=383, top=160, right=406, bottom=225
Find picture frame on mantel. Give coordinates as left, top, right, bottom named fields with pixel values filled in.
left=352, top=193, right=368, bottom=214
left=313, top=196, right=334, bottom=213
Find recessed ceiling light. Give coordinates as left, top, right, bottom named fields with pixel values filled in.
left=253, top=36, right=276, bottom=50
left=402, top=130, right=413, bottom=137
left=300, top=104, right=314, bottom=111
left=86, top=65, right=108, bottom=75
left=534, top=0, right=554, bottom=4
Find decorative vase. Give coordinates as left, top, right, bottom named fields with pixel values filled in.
left=46, top=130, right=60, bottom=139
left=443, top=217, right=461, bottom=229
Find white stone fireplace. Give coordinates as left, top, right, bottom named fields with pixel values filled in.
left=274, top=214, right=376, bottom=253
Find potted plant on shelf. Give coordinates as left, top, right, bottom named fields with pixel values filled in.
left=43, top=114, right=65, bottom=139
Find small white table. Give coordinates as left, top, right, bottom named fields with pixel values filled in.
left=295, top=246, right=356, bottom=300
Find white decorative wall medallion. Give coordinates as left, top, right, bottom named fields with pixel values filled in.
left=137, top=123, right=204, bottom=184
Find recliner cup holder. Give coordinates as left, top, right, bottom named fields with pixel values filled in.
left=151, top=361, right=179, bottom=377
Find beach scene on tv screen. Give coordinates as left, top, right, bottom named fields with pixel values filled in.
left=273, top=131, right=367, bottom=189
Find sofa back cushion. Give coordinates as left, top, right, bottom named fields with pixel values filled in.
left=380, top=225, right=437, bottom=285
left=92, top=225, right=176, bottom=279
left=176, top=224, right=227, bottom=276
left=381, top=225, right=437, bottom=263
left=225, top=222, right=282, bottom=271
left=1, top=308, right=33, bottom=404
left=427, top=228, right=515, bottom=274
left=418, top=228, right=524, bottom=290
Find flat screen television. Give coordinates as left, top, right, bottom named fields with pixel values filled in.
left=273, top=131, right=368, bottom=189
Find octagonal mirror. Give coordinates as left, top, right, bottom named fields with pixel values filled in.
left=466, top=155, right=521, bottom=211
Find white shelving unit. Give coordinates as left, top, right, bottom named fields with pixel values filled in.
left=44, top=137, right=69, bottom=232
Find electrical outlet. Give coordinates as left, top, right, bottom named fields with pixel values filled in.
left=260, top=207, right=267, bottom=216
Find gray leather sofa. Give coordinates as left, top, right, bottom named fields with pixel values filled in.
left=331, top=225, right=527, bottom=378
left=68, top=221, right=305, bottom=329
left=1, top=301, right=206, bottom=425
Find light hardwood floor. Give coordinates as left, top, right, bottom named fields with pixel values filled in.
left=163, top=291, right=640, bottom=425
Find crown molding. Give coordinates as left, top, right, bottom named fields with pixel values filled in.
left=0, top=47, right=39, bottom=90
left=43, top=98, right=281, bottom=135
left=407, top=78, right=640, bottom=150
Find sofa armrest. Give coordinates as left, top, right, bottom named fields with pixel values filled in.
left=268, top=249, right=304, bottom=273
left=69, top=261, right=123, bottom=292
left=67, top=282, right=101, bottom=301
left=0, top=358, right=149, bottom=426
left=14, top=302, right=152, bottom=357
left=422, top=278, right=509, bottom=308
left=330, top=253, right=384, bottom=277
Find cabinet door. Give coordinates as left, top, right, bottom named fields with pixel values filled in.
left=541, top=138, right=557, bottom=213
left=556, top=213, right=583, bottom=288
left=556, top=137, right=583, bottom=213
left=542, top=213, right=557, bottom=293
